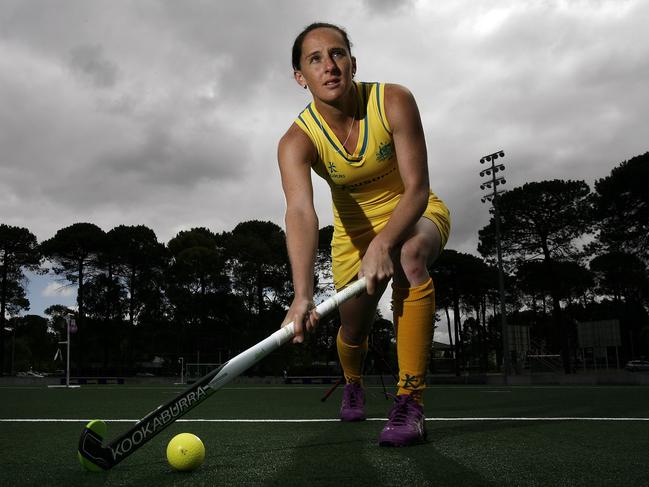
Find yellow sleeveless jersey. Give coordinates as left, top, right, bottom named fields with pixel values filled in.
left=295, top=81, right=450, bottom=289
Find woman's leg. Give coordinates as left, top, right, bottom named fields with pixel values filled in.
left=336, top=280, right=388, bottom=383
left=391, top=217, right=442, bottom=402
left=336, top=281, right=389, bottom=421
left=378, top=217, right=443, bottom=445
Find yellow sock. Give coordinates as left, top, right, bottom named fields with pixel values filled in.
left=392, top=277, right=435, bottom=404
left=336, top=327, right=368, bottom=384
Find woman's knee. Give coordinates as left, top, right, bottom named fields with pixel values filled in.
left=338, top=325, right=366, bottom=345
left=398, top=238, right=430, bottom=284
left=395, top=220, right=442, bottom=286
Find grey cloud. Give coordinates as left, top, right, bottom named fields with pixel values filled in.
left=143, top=1, right=352, bottom=100
left=1, top=1, right=116, bottom=52
left=105, top=127, right=246, bottom=186
left=361, top=0, right=417, bottom=15
left=38, top=124, right=248, bottom=210
left=1, top=0, right=648, bottom=263
left=69, top=44, right=119, bottom=88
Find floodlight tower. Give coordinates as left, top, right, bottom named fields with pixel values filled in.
left=479, top=150, right=511, bottom=383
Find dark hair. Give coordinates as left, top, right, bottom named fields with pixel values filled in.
left=291, top=22, right=353, bottom=70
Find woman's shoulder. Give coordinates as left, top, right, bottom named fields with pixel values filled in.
left=358, top=81, right=410, bottom=93
left=278, top=122, right=317, bottom=161
left=362, top=82, right=415, bottom=111
left=382, top=83, right=420, bottom=127
left=280, top=122, right=311, bottom=146
left=383, top=83, right=415, bottom=102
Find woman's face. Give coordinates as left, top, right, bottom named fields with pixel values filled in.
left=294, top=27, right=356, bottom=104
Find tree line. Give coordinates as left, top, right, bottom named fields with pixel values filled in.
left=1, top=152, right=647, bottom=376
left=433, top=151, right=648, bottom=373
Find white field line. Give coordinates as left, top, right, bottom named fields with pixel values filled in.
left=3, top=385, right=649, bottom=391
left=1, top=417, right=649, bottom=423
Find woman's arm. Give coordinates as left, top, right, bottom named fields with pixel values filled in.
left=277, top=124, right=320, bottom=343
left=359, top=84, right=430, bottom=294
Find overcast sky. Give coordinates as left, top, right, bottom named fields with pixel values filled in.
left=2, top=0, right=648, bottom=332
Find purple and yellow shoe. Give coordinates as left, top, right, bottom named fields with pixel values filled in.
left=340, top=382, right=366, bottom=422
left=378, top=394, right=426, bottom=447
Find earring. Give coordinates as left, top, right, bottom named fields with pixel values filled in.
left=304, top=85, right=308, bottom=90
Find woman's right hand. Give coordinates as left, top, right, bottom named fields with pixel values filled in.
left=281, top=296, right=319, bottom=344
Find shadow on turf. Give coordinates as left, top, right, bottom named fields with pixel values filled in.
left=74, top=423, right=544, bottom=486
left=431, top=418, right=561, bottom=440
left=260, top=425, right=498, bottom=487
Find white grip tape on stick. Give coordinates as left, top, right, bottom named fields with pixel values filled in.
left=275, top=277, right=367, bottom=347
left=314, top=277, right=367, bottom=318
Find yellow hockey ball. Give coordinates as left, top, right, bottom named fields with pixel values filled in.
left=166, top=433, right=205, bottom=472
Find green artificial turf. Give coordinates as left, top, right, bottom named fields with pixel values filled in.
left=1, top=384, right=648, bottom=486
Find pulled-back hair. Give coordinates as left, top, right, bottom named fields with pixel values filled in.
left=291, top=22, right=353, bottom=70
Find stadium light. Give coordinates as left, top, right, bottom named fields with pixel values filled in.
left=479, top=149, right=511, bottom=383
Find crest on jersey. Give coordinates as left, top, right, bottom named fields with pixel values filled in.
left=376, top=142, right=395, bottom=162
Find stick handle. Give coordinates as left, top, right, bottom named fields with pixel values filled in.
left=283, top=277, right=368, bottom=341
left=208, top=277, right=367, bottom=389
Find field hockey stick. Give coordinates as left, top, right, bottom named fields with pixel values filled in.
left=77, top=277, right=367, bottom=471
left=320, top=376, right=344, bottom=402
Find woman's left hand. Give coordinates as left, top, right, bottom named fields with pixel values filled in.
left=358, top=238, right=394, bottom=295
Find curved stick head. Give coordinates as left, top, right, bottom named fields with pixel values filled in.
left=78, top=420, right=114, bottom=471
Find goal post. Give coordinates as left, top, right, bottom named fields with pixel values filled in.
left=185, top=363, right=222, bottom=383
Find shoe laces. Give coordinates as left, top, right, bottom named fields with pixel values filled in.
left=386, top=394, right=419, bottom=426
left=342, top=383, right=363, bottom=408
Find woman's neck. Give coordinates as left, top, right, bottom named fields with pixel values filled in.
left=314, top=82, right=357, bottom=126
